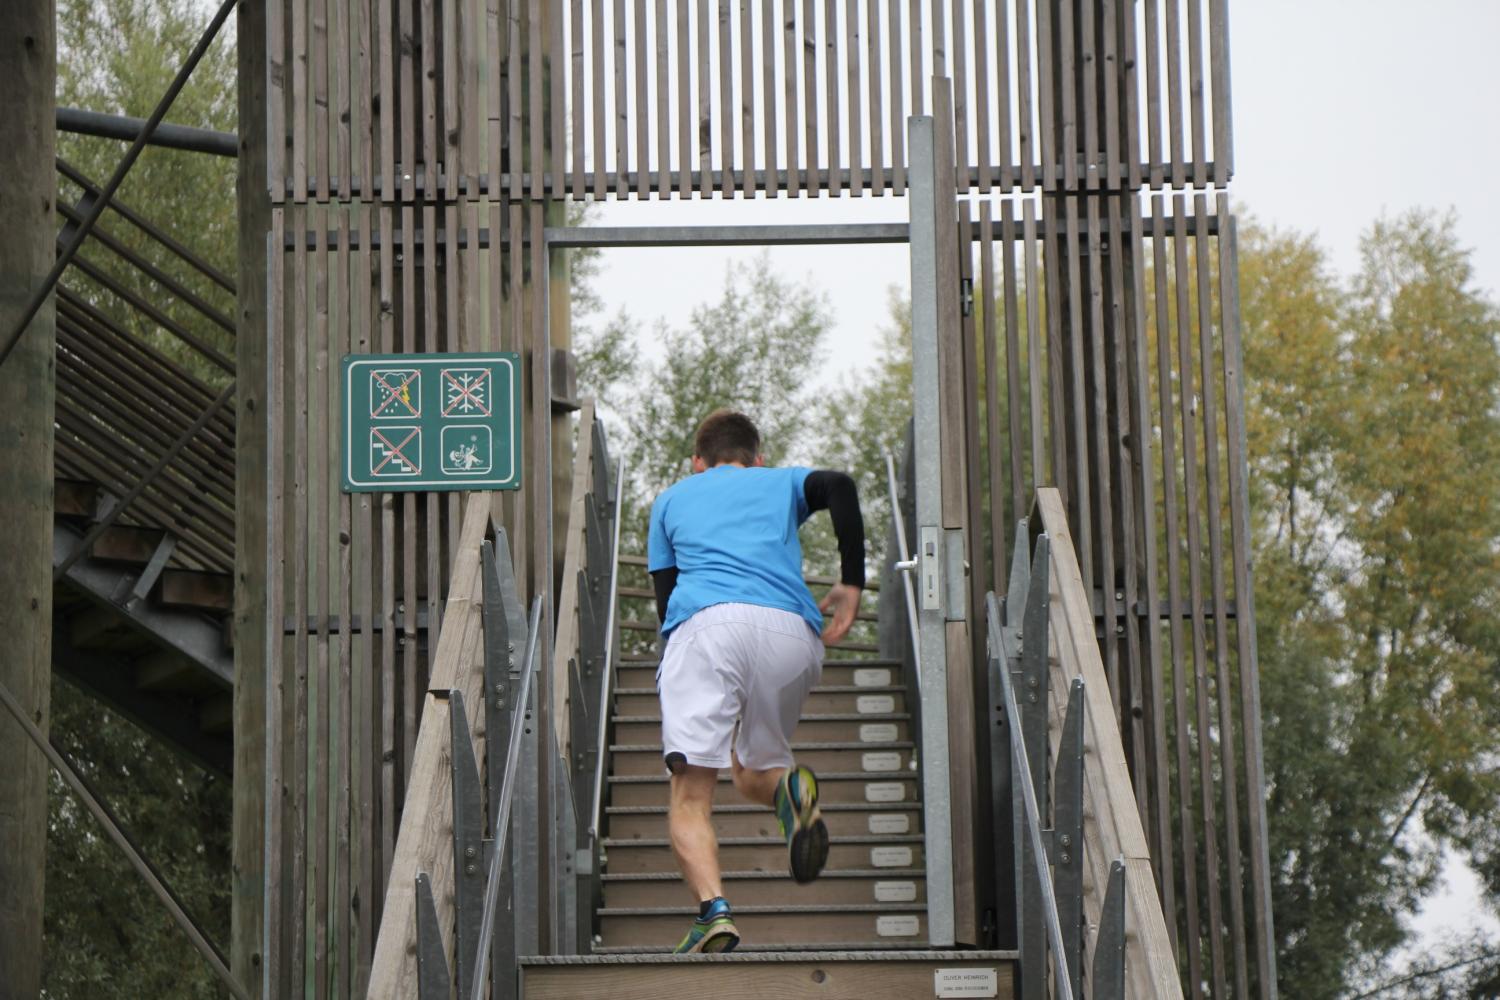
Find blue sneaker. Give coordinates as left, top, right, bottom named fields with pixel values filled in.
left=672, top=897, right=740, bottom=954
left=775, top=765, right=829, bottom=884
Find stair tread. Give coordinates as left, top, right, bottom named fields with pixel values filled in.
left=606, top=803, right=920, bottom=814
left=523, top=949, right=1018, bottom=963
left=612, top=712, right=910, bottom=723
left=609, top=771, right=917, bottom=784
left=604, top=834, right=923, bottom=847
left=599, top=903, right=929, bottom=916
left=619, top=658, right=903, bottom=668
left=611, top=740, right=915, bottom=752
left=613, top=685, right=907, bottom=696
left=601, top=868, right=926, bottom=881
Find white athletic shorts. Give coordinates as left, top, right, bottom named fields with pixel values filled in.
left=657, top=602, right=824, bottom=772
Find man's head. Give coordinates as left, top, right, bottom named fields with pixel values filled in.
left=692, top=409, right=763, bottom=471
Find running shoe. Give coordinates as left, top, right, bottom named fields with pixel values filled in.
left=775, top=764, right=830, bottom=884
left=672, top=897, right=740, bottom=954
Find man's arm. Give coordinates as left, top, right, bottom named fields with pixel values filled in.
left=651, top=567, right=679, bottom=625
left=803, top=470, right=865, bottom=643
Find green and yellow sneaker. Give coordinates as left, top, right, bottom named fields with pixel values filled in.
left=672, top=897, right=740, bottom=954
left=775, top=764, right=829, bottom=884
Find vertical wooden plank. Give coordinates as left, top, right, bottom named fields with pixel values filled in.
left=488, top=0, right=502, bottom=199
left=1022, top=199, right=1044, bottom=487
left=719, top=0, right=734, bottom=197
left=948, top=0, right=966, bottom=192
left=802, top=0, right=818, bottom=191
left=1015, top=0, right=1033, bottom=191
left=1120, top=0, right=1142, bottom=190
left=400, top=206, right=418, bottom=806
left=1062, top=196, right=1091, bottom=591
left=312, top=211, right=331, bottom=1000
left=971, top=0, right=992, bottom=193
left=1084, top=196, right=1117, bottom=708
left=422, top=0, right=438, bottom=201
left=1056, top=0, right=1076, bottom=190
left=292, top=0, right=309, bottom=199
left=468, top=0, right=485, bottom=200
left=1035, top=0, right=1056, bottom=191
left=1174, top=191, right=1226, bottom=1000
left=332, top=0, right=349, bottom=197
left=1195, top=193, right=1250, bottom=1000
left=332, top=210, right=353, bottom=1000
left=614, top=0, right=629, bottom=197
left=444, top=0, right=462, bottom=195
left=1078, top=0, right=1099, bottom=189
left=865, top=0, right=883, bottom=194
left=1163, top=0, right=1185, bottom=188
left=1186, top=0, right=1207, bottom=186
left=1000, top=199, right=1024, bottom=516
left=553, top=0, right=569, bottom=198
left=783, top=0, right=800, bottom=196
left=980, top=203, right=1004, bottom=584
left=739, top=0, right=755, bottom=197
left=635, top=0, right=651, bottom=197
left=1219, top=198, right=1275, bottom=1000
left=264, top=207, right=286, bottom=997
left=376, top=203, right=396, bottom=911
left=572, top=0, right=586, bottom=198
left=1101, top=0, right=1121, bottom=190
left=290, top=202, right=310, bottom=1000
left=508, top=0, right=524, bottom=200
left=930, top=0, right=945, bottom=78
left=1043, top=201, right=1067, bottom=499
left=761, top=0, right=779, bottom=196
left=530, top=0, right=546, bottom=199
left=657, top=0, right=673, bottom=196
left=351, top=203, right=375, bottom=998
left=676, top=0, right=693, bottom=198
left=846, top=0, right=862, bottom=196
left=1143, top=0, right=1164, bottom=188
left=908, top=0, right=922, bottom=115
left=697, top=0, right=713, bottom=197
left=591, top=0, right=607, bottom=198
left=377, top=0, right=394, bottom=201
left=1209, top=0, right=1233, bottom=183
left=824, top=0, right=840, bottom=195
left=887, top=0, right=904, bottom=192
left=269, top=0, right=287, bottom=201
left=399, top=0, right=416, bottom=201
left=312, top=0, right=329, bottom=200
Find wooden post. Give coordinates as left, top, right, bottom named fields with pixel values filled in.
left=232, top=0, right=270, bottom=994
left=0, top=3, right=55, bottom=997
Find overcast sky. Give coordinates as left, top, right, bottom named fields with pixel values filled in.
left=580, top=0, right=1500, bottom=958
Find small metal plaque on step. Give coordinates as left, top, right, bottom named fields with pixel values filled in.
left=871, top=845, right=915, bottom=868
left=876, top=914, right=921, bottom=937
left=862, top=751, right=903, bottom=773
left=860, top=723, right=899, bottom=743
left=864, top=781, right=906, bottom=802
left=853, top=668, right=892, bottom=687
left=933, top=968, right=999, bottom=998
left=874, top=880, right=918, bottom=902
left=856, top=694, right=895, bottom=714
left=868, top=813, right=911, bottom=835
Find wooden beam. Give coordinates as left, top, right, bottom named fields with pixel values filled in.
left=367, top=492, right=491, bottom=998
left=551, top=399, right=596, bottom=758
left=1034, top=488, right=1182, bottom=1000
left=158, top=568, right=234, bottom=612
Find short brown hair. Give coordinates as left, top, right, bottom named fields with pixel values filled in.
left=693, top=409, right=761, bottom=467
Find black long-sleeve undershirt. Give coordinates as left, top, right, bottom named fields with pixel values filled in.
left=651, top=469, right=866, bottom=624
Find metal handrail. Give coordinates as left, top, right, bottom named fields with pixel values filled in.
left=987, top=591, right=1076, bottom=1000
left=884, top=450, right=923, bottom=695
left=588, top=454, right=627, bottom=845
left=469, top=594, right=543, bottom=1000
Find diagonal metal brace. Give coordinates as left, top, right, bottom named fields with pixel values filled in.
left=1091, top=859, right=1128, bottom=1000
left=450, top=690, right=486, bottom=998
left=414, top=872, right=452, bottom=1000
left=1051, top=678, right=1086, bottom=992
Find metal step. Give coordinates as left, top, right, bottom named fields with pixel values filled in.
left=609, top=742, right=917, bottom=777
left=607, top=772, right=921, bottom=808
left=597, top=904, right=930, bottom=949
left=615, top=660, right=904, bottom=692
left=601, top=835, right=925, bottom=875
left=613, top=685, right=908, bottom=717
left=601, top=869, right=927, bottom=908
left=611, top=713, right=912, bottom=744
left=605, top=802, right=922, bottom=840
left=519, top=951, right=1017, bottom=1000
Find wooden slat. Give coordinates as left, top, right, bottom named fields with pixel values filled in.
left=399, top=205, right=418, bottom=809
left=1121, top=0, right=1142, bottom=189
left=376, top=202, right=397, bottom=912
left=1084, top=196, right=1118, bottom=706
left=865, top=0, right=883, bottom=194
left=614, top=0, right=630, bottom=197
left=676, top=0, right=692, bottom=199
left=1012, top=0, right=1031, bottom=192
left=971, top=0, right=992, bottom=193
left=1174, top=191, right=1226, bottom=1000
left=1022, top=199, right=1044, bottom=486
left=530, top=0, right=545, bottom=199
left=846, top=0, right=862, bottom=196
left=824, top=0, right=840, bottom=195
left=801, top=0, right=817, bottom=190
left=312, top=0, right=329, bottom=201
left=1195, top=192, right=1250, bottom=1000
left=908, top=0, right=921, bottom=116
left=1164, top=0, right=1185, bottom=188
left=351, top=202, right=375, bottom=996
left=783, top=0, right=800, bottom=197
left=1143, top=0, right=1164, bottom=188
left=312, top=209, right=331, bottom=1000
left=979, top=203, right=1004, bottom=589
left=760, top=0, right=779, bottom=196
left=592, top=0, right=607, bottom=198
left=1056, top=0, right=1077, bottom=189
left=887, top=0, right=904, bottom=193
left=511, top=0, right=526, bottom=200
left=268, top=0, right=286, bottom=201
left=1101, top=0, right=1121, bottom=191
left=635, top=0, right=651, bottom=198
left=949, top=0, right=966, bottom=192
left=1209, top=0, right=1233, bottom=182
left=290, top=202, right=310, bottom=996
left=264, top=206, right=286, bottom=997
left=1186, top=0, right=1207, bottom=186
left=572, top=0, right=587, bottom=198
left=739, top=0, right=755, bottom=198
left=1034, top=0, right=1055, bottom=190
left=696, top=0, right=712, bottom=198
left=332, top=0, right=349, bottom=197
left=554, top=0, right=570, bottom=199
left=1078, top=0, right=1098, bottom=188
left=1000, top=199, right=1024, bottom=520
left=551, top=400, right=597, bottom=754
left=718, top=0, right=734, bottom=198
left=1035, top=488, right=1185, bottom=1000
left=292, top=0, right=308, bottom=199
left=366, top=494, right=491, bottom=998
left=1061, top=196, right=1090, bottom=585
left=654, top=0, right=671, bottom=197
left=399, top=0, right=416, bottom=201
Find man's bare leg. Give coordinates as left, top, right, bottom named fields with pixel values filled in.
left=730, top=753, right=785, bottom=808
left=669, top=764, right=723, bottom=902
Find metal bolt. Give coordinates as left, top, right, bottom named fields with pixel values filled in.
left=1027, top=677, right=1039, bottom=689
left=465, top=863, right=476, bottom=875
left=1115, top=591, right=1123, bottom=601
left=1061, top=852, right=1072, bottom=865
left=1028, top=693, right=1038, bottom=704
left=1060, top=835, right=1072, bottom=848
left=465, top=846, right=477, bottom=859
left=508, top=642, right=515, bottom=653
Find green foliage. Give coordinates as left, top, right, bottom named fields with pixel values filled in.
left=42, top=678, right=232, bottom=999
left=1239, top=212, right=1500, bottom=997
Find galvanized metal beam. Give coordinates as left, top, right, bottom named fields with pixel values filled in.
left=55, top=105, right=239, bottom=157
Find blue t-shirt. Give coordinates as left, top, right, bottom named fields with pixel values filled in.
left=647, top=465, right=822, bottom=637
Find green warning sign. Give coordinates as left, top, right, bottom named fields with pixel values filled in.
left=342, top=353, right=522, bottom=492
